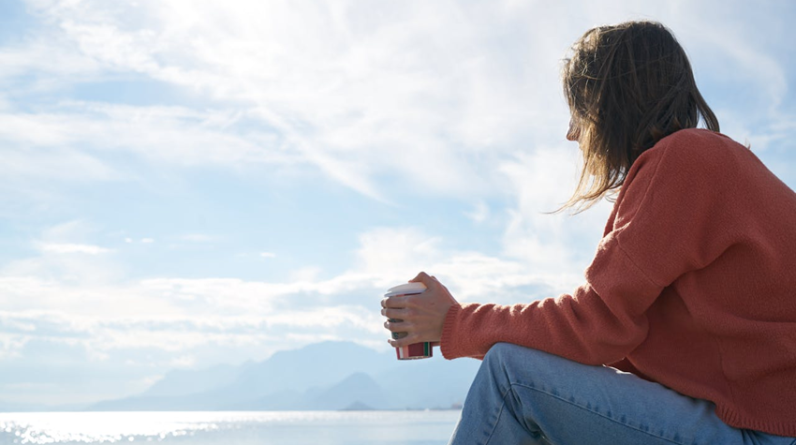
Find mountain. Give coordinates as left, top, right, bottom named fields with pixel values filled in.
left=140, top=363, right=243, bottom=398
left=377, top=357, right=481, bottom=409
left=90, top=341, right=480, bottom=411
left=233, top=372, right=390, bottom=411
left=307, top=372, right=388, bottom=410
left=340, top=401, right=375, bottom=411
left=219, top=341, right=394, bottom=399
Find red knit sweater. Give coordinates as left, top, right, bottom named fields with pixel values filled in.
left=441, top=129, right=796, bottom=436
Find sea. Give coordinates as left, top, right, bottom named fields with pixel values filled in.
left=0, top=411, right=461, bottom=445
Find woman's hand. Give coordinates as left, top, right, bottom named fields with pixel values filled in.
left=381, top=272, right=460, bottom=348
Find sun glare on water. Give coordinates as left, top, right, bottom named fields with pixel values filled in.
left=0, top=411, right=460, bottom=444
left=0, top=411, right=225, bottom=443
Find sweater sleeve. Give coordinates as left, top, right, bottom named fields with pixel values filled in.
left=439, top=243, right=663, bottom=364
left=440, top=130, right=736, bottom=363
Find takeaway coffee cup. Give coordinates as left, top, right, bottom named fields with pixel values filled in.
left=384, top=282, right=432, bottom=360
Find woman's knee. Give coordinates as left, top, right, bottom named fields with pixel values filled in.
left=484, top=342, right=552, bottom=369
left=484, top=342, right=521, bottom=363
left=483, top=343, right=576, bottom=389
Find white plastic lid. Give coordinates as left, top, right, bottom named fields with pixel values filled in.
left=384, top=282, right=427, bottom=297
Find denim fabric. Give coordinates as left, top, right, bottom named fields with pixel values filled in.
left=448, top=343, right=796, bottom=445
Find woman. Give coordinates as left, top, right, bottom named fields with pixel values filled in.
left=381, top=21, right=796, bottom=445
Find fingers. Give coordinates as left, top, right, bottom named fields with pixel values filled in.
left=380, top=307, right=407, bottom=318
left=381, top=296, right=408, bottom=309
left=383, top=318, right=409, bottom=333
left=383, top=294, right=424, bottom=309
left=381, top=295, right=414, bottom=308
left=388, top=332, right=423, bottom=348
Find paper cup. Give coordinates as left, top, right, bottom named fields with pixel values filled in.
left=384, top=282, right=432, bottom=360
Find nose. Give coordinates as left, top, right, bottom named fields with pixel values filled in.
left=566, top=118, right=580, bottom=141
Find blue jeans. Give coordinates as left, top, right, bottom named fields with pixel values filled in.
left=449, top=343, right=796, bottom=445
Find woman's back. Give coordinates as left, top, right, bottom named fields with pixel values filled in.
left=600, top=127, right=796, bottom=434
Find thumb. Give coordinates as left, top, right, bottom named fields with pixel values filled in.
left=409, top=271, right=436, bottom=288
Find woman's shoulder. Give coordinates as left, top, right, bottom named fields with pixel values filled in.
left=624, top=127, right=793, bottom=209
left=649, top=128, right=741, bottom=160
left=632, top=128, right=750, bottom=181
left=617, top=129, right=750, bottom=216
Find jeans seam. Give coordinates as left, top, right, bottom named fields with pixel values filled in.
left=510, top=381, right=693, bottom=445
left=481, top=381, right=526, bottom=445
left=482, top=391, right=508, bottom=445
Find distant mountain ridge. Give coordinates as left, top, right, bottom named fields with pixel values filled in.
left=141, top=363, right=242, bottom=398
left=89, top=341, right=481, bottom=411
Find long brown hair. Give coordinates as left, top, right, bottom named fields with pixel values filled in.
left=560, top=21, right=720, bottom=213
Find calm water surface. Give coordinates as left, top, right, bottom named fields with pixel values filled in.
left=0, top=411, right=461, bottom=445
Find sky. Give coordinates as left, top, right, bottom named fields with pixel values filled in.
left=1, top=0, right=795, bottom=407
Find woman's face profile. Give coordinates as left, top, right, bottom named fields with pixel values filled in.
left=566, top=117, right=582, bottom=146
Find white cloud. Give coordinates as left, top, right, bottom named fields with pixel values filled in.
left=36, top=243, right=113, bottom=255
left=181, top=234, right=213, bottom=243
left=465, top=201, right=490, bottom=224
left=497, top=143, right=613, bottom=275
left=4, top=0, right=573, bottom=200
left=169, top=356, right=196, bottom=368
left=353, top=227, right=443, bottom=286
left=3, top=0, right=792, bottom=202
left=0, top=146, right=119, bottom=182
left=0, top=334, right=29, bottom=360
left=0, top=37, right=103, bottom=88
left=0, top=224, right=583, bottom=360
left=287, top=266, right=321, bottom=283
left=0, top=104, right=296, bottom=171
left=1, top=222, right=123, bottom=285
left=259, top=252, right=277, bottom=259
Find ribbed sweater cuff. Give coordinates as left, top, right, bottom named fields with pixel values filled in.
left=440, top=304, right=462, bottom=360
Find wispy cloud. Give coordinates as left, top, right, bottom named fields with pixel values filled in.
left=36, top=243, right=113, bottom=255
left=6, top=0, right=792, bottom=200
left=0, top=104, right=295, bottom=167
left=5, top=0, right=572, bottom=201
left=465, top=201, right=490, bottom=224
left=180, top=234, right=213, bottom=243
left=0, top=224, right=573, bottom=350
